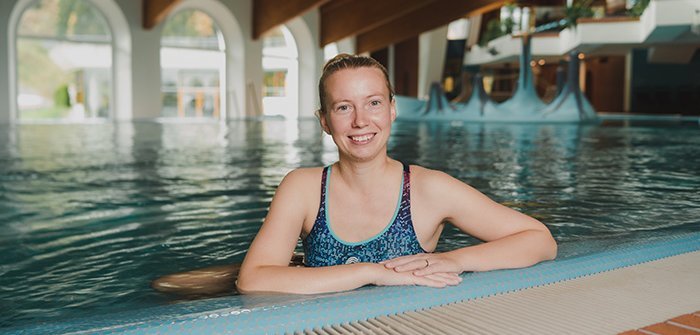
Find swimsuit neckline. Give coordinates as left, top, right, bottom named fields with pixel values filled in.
left=324, top=164, right=404, bottom=246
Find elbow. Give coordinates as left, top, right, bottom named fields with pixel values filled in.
left=235, top=268, right=258, bottom=294
left=543, top=231, right=558, bottom=261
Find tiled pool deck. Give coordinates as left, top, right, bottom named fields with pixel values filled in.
left=295, top=250, right=700, bottom=335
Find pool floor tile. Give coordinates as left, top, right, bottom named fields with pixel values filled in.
left=619, top=311, right=700, bottom=335
left=669, top=314, right=700, bottom=329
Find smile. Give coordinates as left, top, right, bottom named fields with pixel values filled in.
left=349, top=133, right=375, bottom=144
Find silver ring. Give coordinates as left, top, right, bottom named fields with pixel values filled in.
left=424, top=259, right=430, bottom=268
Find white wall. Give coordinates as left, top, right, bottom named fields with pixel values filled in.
left=290, top=11, right=324, bottom=119
left=418, top=26, right=448, bottom=99
left=0, top=1, right=12, bottom=124
left=114, top=0, right=160, bottom=120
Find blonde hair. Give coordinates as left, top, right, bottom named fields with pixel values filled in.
left=317, top=54, right=394, bottom=117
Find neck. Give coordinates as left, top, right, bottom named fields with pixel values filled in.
left=334, top=155, right=397, bottom=192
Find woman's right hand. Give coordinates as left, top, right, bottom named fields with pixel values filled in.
left=369, top=263, right=462, bottom=288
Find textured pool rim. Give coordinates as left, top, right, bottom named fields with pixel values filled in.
left=6, top=232, right=700, bottom=335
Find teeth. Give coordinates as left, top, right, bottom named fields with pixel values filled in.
left=351, top=134, right=374, bottom=142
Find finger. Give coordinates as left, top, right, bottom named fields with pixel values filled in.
left=413, top=259, right=459, bottom=277
left=425, top=273, right=462, bottom=286
left=413, top=273, right=460, bottom=288
left=427, top=273, right=462, bottom=285
left=393, top=259, right=431, bottom=273
left=382, top=253, right=427, bottom=268
left=412, top=275, right=449, bottom=288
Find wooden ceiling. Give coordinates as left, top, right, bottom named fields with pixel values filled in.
left=143, top=0, right=512, bottom=53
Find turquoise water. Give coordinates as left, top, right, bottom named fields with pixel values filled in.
left=1, top=119, right=699, bottom=329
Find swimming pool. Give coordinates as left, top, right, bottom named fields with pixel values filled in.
left=1, top=119, right=699, bottom=333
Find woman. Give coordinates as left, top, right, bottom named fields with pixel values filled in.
left=233, top=54, right=557, bottom=294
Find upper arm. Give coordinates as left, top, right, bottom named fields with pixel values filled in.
left=240, top=168, right=316, bottom=269
left=417, top=167, right=549, bottom=242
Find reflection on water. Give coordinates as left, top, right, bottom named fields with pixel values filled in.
left=0, top=119, right=699, bottom=329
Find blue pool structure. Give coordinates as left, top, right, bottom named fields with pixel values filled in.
left=1, top=119, right=699, bottom=334
left=396, top=36, right=598, bottom=123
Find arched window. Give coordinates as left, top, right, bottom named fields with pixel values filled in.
left=16, top=0, right=112, bottom=121
left=262, top=26, right=298, bottom=119
left=161, top=9, right=225, bottom=119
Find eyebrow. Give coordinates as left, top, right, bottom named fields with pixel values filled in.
left=330, top=93, right=386, bottom=106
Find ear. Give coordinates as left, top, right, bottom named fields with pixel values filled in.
left=390, top=97, right=397, bottom=122
left=319, top=112, right=332, bottom=135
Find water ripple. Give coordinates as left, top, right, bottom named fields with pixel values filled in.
left=1, top=120, right=699, bottom=329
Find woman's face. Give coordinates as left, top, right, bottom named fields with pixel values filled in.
left=320, top=67, right=396, bottom=163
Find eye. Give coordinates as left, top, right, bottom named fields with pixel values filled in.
left=369, top=100, right=381, bottom=107
left=335, top=104, right=351, bottom=113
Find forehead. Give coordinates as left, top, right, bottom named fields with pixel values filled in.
left=325, top=67, right=388, bottom=97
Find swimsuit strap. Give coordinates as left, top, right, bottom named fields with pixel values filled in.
left=318, top=165, right=330, bottom=214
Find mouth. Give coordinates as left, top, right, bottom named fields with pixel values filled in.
left=348, top=133, right=376, bottom=144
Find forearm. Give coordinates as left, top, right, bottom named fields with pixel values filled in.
left=446, top=229, right=557, bottom=272
left=237, top=263, right=383, bottom=294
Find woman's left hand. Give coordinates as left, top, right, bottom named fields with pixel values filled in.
left=381, top=253, right=462, bottom=277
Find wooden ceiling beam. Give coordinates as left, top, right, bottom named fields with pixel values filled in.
left=356, top=0, right=505, bottom=53
left=320, top=0, right=434, bottom=47
left=516, top=0, right=606, bottom=6
left=143, top=0, right=181, bottom=30
left=515, top=0, right=565, bottom=6
left=254, top=0, right=328, bottom=39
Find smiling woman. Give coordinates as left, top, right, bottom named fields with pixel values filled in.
left=153, top=54, right=556, bottom=296
left=232, top=54, right=557, bottom=294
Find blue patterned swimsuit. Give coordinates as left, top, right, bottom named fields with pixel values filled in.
left=302, top=163, right=426, bottom=267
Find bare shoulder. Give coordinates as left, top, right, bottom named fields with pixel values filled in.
left=409, top=165, right=483, bottom=207
left=279, top=166, right=324, bottom=188
left=266, top=167, right=325, bottom=226
left=410, top=165, right=468, bottom=192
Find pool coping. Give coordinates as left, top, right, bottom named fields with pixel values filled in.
left=7, top=232, right=700, bottom=335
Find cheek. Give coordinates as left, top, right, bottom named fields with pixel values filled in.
left=326, top=114, right=349, bottom=132
left=372, top=110, right=393, bottom=125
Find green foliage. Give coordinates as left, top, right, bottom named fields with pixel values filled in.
left=478, top=2, right=518, bottom=47
left=21, top=106, right=70, bottom=119
left=18, top=0, right=109, bottom=40
left=162, top=10, right=216, bottom=38
left=502, top=17, right=515, bottom=35
left=53, top=84, right=71, bottom=108
left=479, top=19, right=507, bottom=47
left=162, top=92, right=178, bottom=108
left=628, top=0, right=650, bottom=17
left=56, top=0, right=109, bottom=38
left=17, top=39, right=70, bottom=98
left=501, top=2, right=517, bottom=34
left=565, top=0, right=594, bottom=28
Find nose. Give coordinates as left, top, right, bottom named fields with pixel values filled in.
left=352, top=109, right=369, bottom=128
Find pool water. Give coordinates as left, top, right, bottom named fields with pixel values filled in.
left=1, top=119, right=699, bottom=329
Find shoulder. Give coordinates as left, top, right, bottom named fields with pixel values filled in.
left=409, top=165, right=462, bottom=190
left=409, top=165, right=479, bottom=203
left=276, top=166, right=325, bottom=192
left=283, top=166, right=325, bottom=181
left=267, top=167, right=325, bottom=218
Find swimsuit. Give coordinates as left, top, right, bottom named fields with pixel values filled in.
left=302, top=163, right=426, bottom=267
